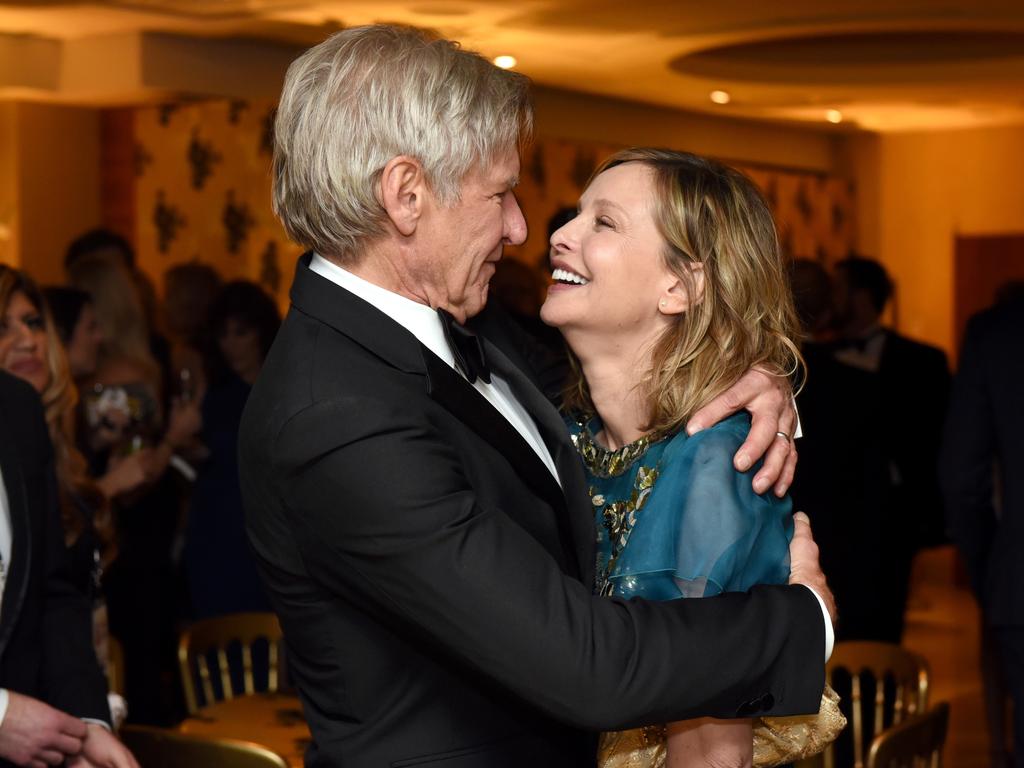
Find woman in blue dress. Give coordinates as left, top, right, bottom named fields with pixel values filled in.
left=541, top=149, right=835, bottom=767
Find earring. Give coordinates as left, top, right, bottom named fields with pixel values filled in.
left=659, top=300, right=666, bottom=308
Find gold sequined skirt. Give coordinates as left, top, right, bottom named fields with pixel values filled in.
left=597, top=686, right=846, bottom=768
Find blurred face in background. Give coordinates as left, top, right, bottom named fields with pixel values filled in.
left=218, top=317, right=263, bottom=384
left=67, top=302, right=103, bottom=380
left=0, top=291, right=50, bottom=393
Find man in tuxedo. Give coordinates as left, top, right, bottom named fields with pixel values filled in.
left=831, top=256, right=950, bottom=642
left=240, top=25, right=834, bottom=767
left=941, top=295, right=1024, bottom=767
left=0, top=372, right=137, bottom=767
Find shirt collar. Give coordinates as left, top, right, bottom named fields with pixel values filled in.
left=308, top=253, right=455, bottom=368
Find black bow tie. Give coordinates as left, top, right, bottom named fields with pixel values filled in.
left=437, top=308, right=491, bottom=384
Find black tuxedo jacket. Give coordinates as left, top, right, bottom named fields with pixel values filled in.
left=0, top=372, right=109, bottom=723
left=239, top=255, right=824, bottom=768
left=877, top=330, right=951, bottom=549
left=941, top=299, right=1024, bottom=626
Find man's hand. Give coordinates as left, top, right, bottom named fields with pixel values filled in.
left=0, top=692, right=87, bottom=768
left=788, top=512, right=837, bottom=625
left=66, top=724, right=139, bottom=768
left=686, top=368, right=797, bottom=496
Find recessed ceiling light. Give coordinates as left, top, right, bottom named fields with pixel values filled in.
left=710, top=90, right=731, bottom=105
left=493, top=55, right=517, bottom=69
left=826, top=109, right=843, bottom=124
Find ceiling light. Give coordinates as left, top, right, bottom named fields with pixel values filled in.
left=493, top=55, right=517, bottom=69
left=826, top=109, right=843, bottom=124
left=709, top=90, right=731, bottom=105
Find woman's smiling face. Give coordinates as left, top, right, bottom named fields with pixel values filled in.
left=0, top=291, right=49, bottom=393
left=540, top=162, right=678, bottom=342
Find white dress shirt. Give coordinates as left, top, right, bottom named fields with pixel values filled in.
left=309, top=255, right=832, bottom=660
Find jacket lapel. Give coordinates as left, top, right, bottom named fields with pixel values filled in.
left=289, top=253, right=594, bottom=586
left=0, top=416, right=31, bottom=657
left=482, top=341, right=594, bottom=588
left=423, top=350, right=583, bottom=576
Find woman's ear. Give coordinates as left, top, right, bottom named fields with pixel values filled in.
left=379, top=156, right=426, bottom=237
left=659, top=263, right=705, bottom=315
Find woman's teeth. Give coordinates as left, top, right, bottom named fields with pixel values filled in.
left=552, top=268, right=589, bottom=285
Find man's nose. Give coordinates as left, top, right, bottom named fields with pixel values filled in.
left=503, top=194, right=527, bottom=246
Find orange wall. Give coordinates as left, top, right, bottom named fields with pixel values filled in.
left=846, top=124, right=1024, bottom=358
left=5, top=102, right=102, bottom=285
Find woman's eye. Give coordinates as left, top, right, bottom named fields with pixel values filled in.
left=25, top=315, right=44, bottom=331
left=595, top=216, right=614, bottom=229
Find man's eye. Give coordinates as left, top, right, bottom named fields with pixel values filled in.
left=595, top=217, right=614, bottom=229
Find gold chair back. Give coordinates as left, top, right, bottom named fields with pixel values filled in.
left=121, top=724, right=289, bottom=768
left=867, top=702, right=950, bottom=768
left=820, top=641, right=930, bottom=768
left=107, top=634, right=126, bottom=697
left=178, top=612, right=284, bottom=715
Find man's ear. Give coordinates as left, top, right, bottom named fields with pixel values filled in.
left=379, top=155, right=426, bottom=237
left=659, top=263, right=705, bottom=315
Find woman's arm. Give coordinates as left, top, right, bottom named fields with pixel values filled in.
left=667, top=717, right=753, bottom=768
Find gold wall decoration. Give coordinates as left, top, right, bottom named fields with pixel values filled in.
left=128, top=100, right=856, bottom=307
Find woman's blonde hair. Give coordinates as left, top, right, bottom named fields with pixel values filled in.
left=564, top=148, right=804, bottom=436
left=66, top=253, right=159, bottom=389
left=273, top=24, right=533, bottom=262
left=0, top=266, right=110, bottom=549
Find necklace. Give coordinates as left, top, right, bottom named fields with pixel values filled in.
left=570, top=417, right=659, bottom=478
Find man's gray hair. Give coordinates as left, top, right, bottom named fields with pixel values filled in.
left=272, top=24, right=533, bottom=262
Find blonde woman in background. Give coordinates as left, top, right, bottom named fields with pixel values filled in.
left=541, top=149, right=840, bottom=767
left=66, top=251, right=202, bottom=724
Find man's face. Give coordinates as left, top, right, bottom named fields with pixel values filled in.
left=413, top=154, right=527, bottom=323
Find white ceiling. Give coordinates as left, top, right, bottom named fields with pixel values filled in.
left=3, top=0, right=1024, bottom=131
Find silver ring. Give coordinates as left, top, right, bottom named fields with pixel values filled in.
left=775, top=431, right=792, bottom=444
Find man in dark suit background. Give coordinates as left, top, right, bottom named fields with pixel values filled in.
left=0, top=371, right=137, bottom=767
left=941, top=295, right=1024, bottom=767
left=240, top=25, right=835, bottom=767
left=831, top=257, right=950, bottom=642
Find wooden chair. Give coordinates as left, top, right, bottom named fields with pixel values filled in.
left=107, top=634, right=125, bottom=697
left=816, top=641, right=931, bottom=768
left=867, top=702, right=950, bottom=768
left=178, top=612, right=284, bottom=715
left=121, top=725, right=289, bottom=768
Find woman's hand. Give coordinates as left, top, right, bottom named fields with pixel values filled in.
left=96, top=450, right=156, bottom=499
left=164, top=398, right=202, bottom=450
left=686, top=368, right=797, bottom=497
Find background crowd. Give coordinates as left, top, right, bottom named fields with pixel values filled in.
left=0, top=214, right=1020, bottom=763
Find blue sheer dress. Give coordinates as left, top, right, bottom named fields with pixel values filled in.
left=568, top=411, right=794, bottom=768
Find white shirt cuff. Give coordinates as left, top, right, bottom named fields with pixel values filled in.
left=0, top=689, right=8, bottom=728
left=803, top=585, right=834, bottom=662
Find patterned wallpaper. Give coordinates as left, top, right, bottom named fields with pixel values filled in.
left=126, top=99, right=856, bottom=303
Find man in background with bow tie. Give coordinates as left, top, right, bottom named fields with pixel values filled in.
left=831, top=256, right=950, bottom=643
left=240, top=24, right=834, bottom=768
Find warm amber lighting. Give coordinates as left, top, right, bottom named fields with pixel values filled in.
left=493, top=55, right=517, bottom=69
left=709, top=90, right=731, bottom=104
left=826, top=109, right=843, bottom=123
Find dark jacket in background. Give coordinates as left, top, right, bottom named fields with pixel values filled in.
left=0, top=372, right=109, bottom=724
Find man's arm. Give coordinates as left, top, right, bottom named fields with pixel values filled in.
left=939, top=317, right=996, bottom=596
left=271, top=396, right=825, bottom=730
left=687, top=369, right=798, bottom=498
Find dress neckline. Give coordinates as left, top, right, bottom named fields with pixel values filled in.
left=570, top=416, right=667, bottom=479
